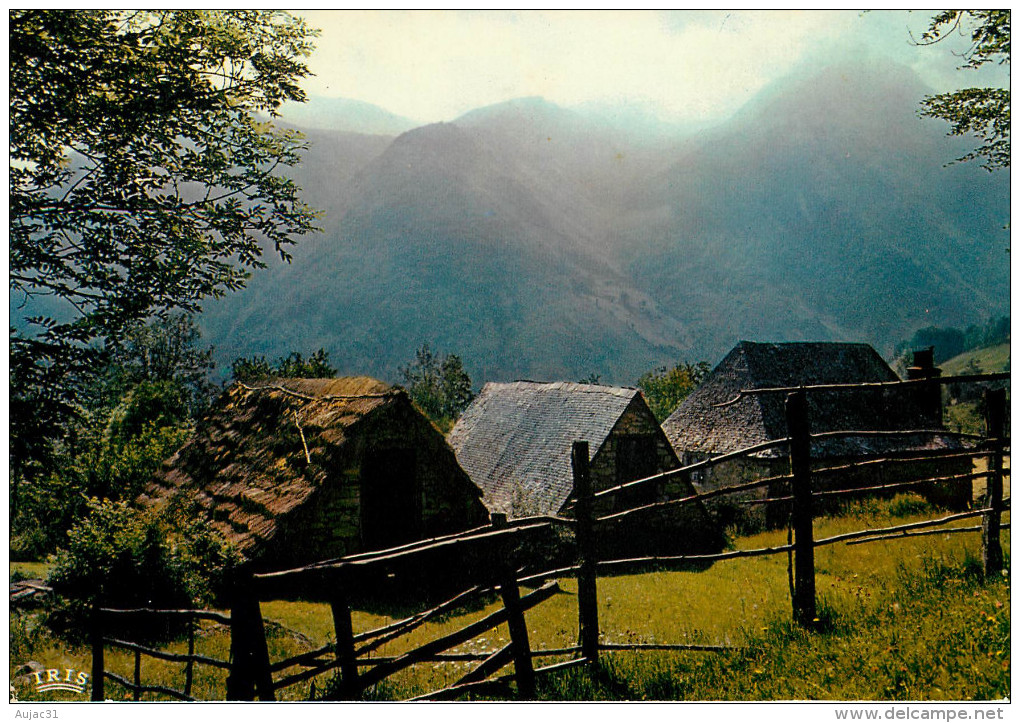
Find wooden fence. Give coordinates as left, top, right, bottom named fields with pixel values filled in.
left=90, top=608, right=231, bottom=701
left=88, top=379, right=1009, bottom=701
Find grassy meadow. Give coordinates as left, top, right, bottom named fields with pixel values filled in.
left=941, top=344, right=1010, bottom=377
left=10, top=491, right=1010, bottom=702
left=940, top=343, right=1009, bottom=435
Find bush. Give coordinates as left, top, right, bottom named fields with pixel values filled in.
left=46, top=498, right=239, bottom=641
left=11, top=525, right=51, bottom=563
left=887, top=493, right=934, bottom=518
left=11, top=612, right=46, bottom=661
left=398, top=344, right=474, bottom=432
left=231, top=349, right=337, bottom=384
left=11, top=379, right=194, bottom=557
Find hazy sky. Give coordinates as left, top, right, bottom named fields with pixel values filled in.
left=291, top=9, right=1009, bottom=125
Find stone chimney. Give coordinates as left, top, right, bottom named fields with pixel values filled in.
left=906, top=346, right=943, bottom=427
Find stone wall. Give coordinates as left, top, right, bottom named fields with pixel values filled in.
left=590, top=396, right=682, bottom=512
left=682, top=447, right=974, bottom=535
left=588, top=396, right=723, bottom=555
left=257, top=398, right=487, bottom=570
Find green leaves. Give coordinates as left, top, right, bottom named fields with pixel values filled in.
left=47, top=497, right=239, bottom=640
left=921, top=87, right=1010, bottom=171
left=636, top=360, right=710, bottom=422
left=916, top=10, right=1010, bottom=171
left=231, top=348, right=337, bottom=383
left=10, top=10, right=319, bottom=472
left=919, top=11, right=1010, bottom=70
left=399, top=344, right=475, bottom=432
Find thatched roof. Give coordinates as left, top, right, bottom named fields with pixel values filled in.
left=663, top=341, right=960, bottom=458
left=448, top=381, right=643, bottom=515
left=140, top=377, right=411, bottom=556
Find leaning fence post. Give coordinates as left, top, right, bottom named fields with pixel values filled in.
left=982, top=388, right=1006, bottom=578
left=786, top=391, right=816, bottom=627
left=572, top=441, right=600, bottom=662
left=90, top=604, right=105, bottom=701
left=227, top=569, right=276, bottom=701
left=491, top=513, right=536, bottom=699
left=330, top=587, right=361, bottom=700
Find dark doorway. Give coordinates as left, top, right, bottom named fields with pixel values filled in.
left=615, top=435, right=660, bottom=506
left=361, top=448, right=419, bottom=550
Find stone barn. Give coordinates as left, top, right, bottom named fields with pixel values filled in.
left=141, top=377, right=489, bottom=570
left=662, top=341, right=972, bottom=529
left=447, top=381, right=723, bottom=557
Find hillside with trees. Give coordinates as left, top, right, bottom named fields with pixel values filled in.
left=196, top=59, right=1009, bottom=386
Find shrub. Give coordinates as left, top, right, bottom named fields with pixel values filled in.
left=11, top=379, right=194, bottom=557
left=887, top=493, right=933, bottom=518
left=11, top=525, right=51, bottom=563
left=636, top=360, right=710, bottom=422
left=398, top=344, right=474, bottom=432
left=46, top=498, right=239, bottom=641
left=11, top=612, right=46, bottom=661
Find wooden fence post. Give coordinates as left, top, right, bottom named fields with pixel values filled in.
left=90, top=605, right=105, bottom=701
left=227, top=576, right=253, bottom=700
left=249, top=599, right=275, bottom=701
left=786, top=392, right=816, bottom=627
left=491, top=513, right=536, bottom=699
left=330, top=589, right=361, bottom=700
left=982, top=388, right=1006, bottom=578
left=133, top=648, right=142, bottom=701
left=572, top=441, right=600, bottom=662
left=184, top=617, right=195, bottom=697
left=226, top=570, right=276, bottom=701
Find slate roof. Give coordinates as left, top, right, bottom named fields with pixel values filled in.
left=140, top=377, right=406, bottom=556
left=447, top=381, right=640, bottom=515
left=662, top=341, right=961, bottom=459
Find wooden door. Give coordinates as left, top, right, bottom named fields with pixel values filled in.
left=360, top=448, right=419, bottom=550
left=614, top=435, right=660, bottom=506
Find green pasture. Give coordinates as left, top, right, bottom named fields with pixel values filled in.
left=10, top=494, right=1010, bottom=701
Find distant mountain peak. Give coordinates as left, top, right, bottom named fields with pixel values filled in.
left=732, top=57, right=930, bottom=125
left=454, top=96, right=582, bottom=130
left=279, top=95, right=421, bottom=135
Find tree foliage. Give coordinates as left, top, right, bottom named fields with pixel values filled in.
left=916, top=10, right=1010, bottom=170
left=895, top=326, right=968, bottom=365
left=231, top=348, right=337, bottom=384
left=12, top=381, right=196, bottom=561
left=399, top=344, right=475, bottom=432
left=12, top=315, right=216, bottom=560
left=99, top=313, right=218, bottom=413
left=894, top=315, right=1011, bottom=367
left=10, top=10, right=319, bottom=476
left=637, top=360, right=710, bottom=422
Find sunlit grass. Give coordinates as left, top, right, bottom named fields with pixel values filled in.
left=10, top=493, right=1010, bottom=701
left=10, top=561, right=51, bottom=580
left=253, top=494, right=1013, bottom=700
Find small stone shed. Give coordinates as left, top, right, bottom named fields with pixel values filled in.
left=662, top=341, right=971, bottom=528
left=448, top=381, right=722, bottom=556
left=141, top=377, right=488, bottom=570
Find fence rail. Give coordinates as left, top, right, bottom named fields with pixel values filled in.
left=87, top=382, right=1009, bottom=702
left=712, top=371, right=1010, bottom=408
left=90, top=607, right=227, bottom=701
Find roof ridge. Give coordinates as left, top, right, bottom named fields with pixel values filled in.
left=491, top=380, right=639, bottom=393
left=237, top=382, right=399, bottom=403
